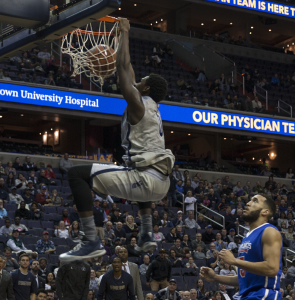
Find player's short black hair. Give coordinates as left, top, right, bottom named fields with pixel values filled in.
left=146, top=73, right=168, bottom=103
left=259, top=193, right=276, bottom=220
left=37, top=289, right=47, bottom=296
left=112, top=256, right=122, bottom=263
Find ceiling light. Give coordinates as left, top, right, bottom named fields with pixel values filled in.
left=269, top=29, right=271, bottom=31
left=188, top=133, right=191, bottom=136
left=224, top=138, right=227, bottom=140
left=134, top=3, right=137, bottom=6
left=251, top=26, right=254, bottom=29
left=201, top=23, right=204, bottom=26
left=39, top=133, right=41, bottom=135
left=252, top=157, right=255, bottom=160
left=161, top=19, right=163, bottom=21
left=249, top=32, right=252, bottom=34
left=114, top=161, right=117, bottom=165
left=45, top=131, right=47, bottom=134
left=155, top=21, right=158, bottom=24
left=287, top=44, right=290, bottom=47
left=230, top=22, right=233, bottom=25
left=150, top=23, right=152, bottom=26
left=249, top=140, right=251, bottom=142
left=51, top=128, right=53, bottom=130
left=20, top=114, right=24, bottom=116
left=171, top=131, right=174, bottom=133
left=0, top=116, right=2, bottom=118
left=118, top=7, right=121, bottom=10
left=213, top=19, right=216, bottom=21
left=293, top=43, right=294, bottom=45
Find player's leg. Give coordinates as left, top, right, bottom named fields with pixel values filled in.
left=59, top=164, right=106, bottom=262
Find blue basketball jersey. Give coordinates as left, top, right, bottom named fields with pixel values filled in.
left=237, top=223, right=282, bottom=300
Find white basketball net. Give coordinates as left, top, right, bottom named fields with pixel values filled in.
left=61, top=20, right=119, bottom=84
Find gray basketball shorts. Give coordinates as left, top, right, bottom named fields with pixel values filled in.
left=90, top=163, right=169, bottom=202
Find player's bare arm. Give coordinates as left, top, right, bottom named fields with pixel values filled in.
left=116, top=18, right=144, bottom=125
left=200, top=267, right=239, bottom=287
left=219, top=226, right=281, bottom=277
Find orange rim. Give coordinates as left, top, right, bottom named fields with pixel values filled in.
left=97, top=16, right=119, bottom=23
left=70, top=30, right=115, bottom=36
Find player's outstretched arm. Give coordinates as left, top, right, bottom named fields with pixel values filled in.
left=200, top=267, right=239, bottom=287
left=116, top=18, right=144, bottom=124
left=219, top=227, right=281, bottom=277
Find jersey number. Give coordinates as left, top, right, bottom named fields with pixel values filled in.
left=156, top=112, right=163, bottom=137
left=239, top=256, right=245, bottom=277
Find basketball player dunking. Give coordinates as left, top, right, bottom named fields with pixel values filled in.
left=201, top=194, right=282, bottom=300
left=60, top=18, right=174, bottom=262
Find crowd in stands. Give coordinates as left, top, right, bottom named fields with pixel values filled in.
left=0, top=159, right=295, bottom=300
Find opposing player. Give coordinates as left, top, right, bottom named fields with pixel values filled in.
left=201, top=194, right=282, bottom=300
left=60, top=18, right=174, bottom=262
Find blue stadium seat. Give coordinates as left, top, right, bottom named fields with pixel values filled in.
left=26, top=244, right=36, bottom=251
left=128, top=257, right=139, bottom=264
left=55, top=246, right=70, bottom=255
left=185, top=228, right=196, bottom=237
left=171, top=268, right=182, bottom=276
left=28, top=220, right=41, bottom=228
left=52, top=238, right=68, bottom=246
left=23, top=236, right=37, bottom=245
left=39, top=254, right=49, bottom=261
left=8, top=211, right=15, bottom=219
left=43, top=206, right=57, bottom=214
left=195, top=259, right=207, bottom=268
left=43, top=214, right=56, bottom=221
left=42, top=221, right=55, bottom=229
left=50, top=254, right=60, bottom=264
left=57, top=207, right=68, bottom=215
left=4, top=203, right=17, bottom=211
left=62, top=180, right=69, bottom=187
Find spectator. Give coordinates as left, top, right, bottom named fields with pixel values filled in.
left=252, top=181, right=264, bottom=194
left=30, top=202, right=42, bottom=220
left=38, top=47, right=51, bottom=60
left=6, top=172, right=16, bottom=188
left=242, top=96, right=254, bottom=112
left=167, top=172, right=178, bottom=207
left=69, top=220, right=84, bottom=241
left=0, top=218, right=12, bottom=235
left=209, top=79, right=222, bottom=95
left=114, top=222, right=127, bottom=243
left=36, top=186, right=51, bottom=205
left=206, top=243, right=216, bottom=259
left=286, top=168, right=294, bottom=179
left=55, top=221, right=69, bottom=239
left=23, top=187, right=35, bottom=204
left=15, top=201, right=31, bottom=219
left=30, top=260, right=46, bottom=289
left=58, top=208, right=71, bottom=227
left=28, top=171, right=38, bottom=187
left=208, top=249, right=220, bottom=269
left=104, top=221, right=115, bottom=246
left=12, top=253, right=37, bottom=300
left=161, top=213, right=173, bottom=228
left=139, top=254, right=151, bottom=275
left=9, top=187, right=24, bottom=205
left=181, top=94, right=192, bottom=104
left=184, top=211, right=201, bottom=229
left=196, top=278, right=211, bottom=300
left=173, top=211, right=184, bottom=227
left=153, top=224, right=165, bottom=242
left=184, top=191, right=197, bottom=212
left=89, top=269, right=99, bottom=292
left=2, top=71, right=11, bottom=81
left=146, top=248, right=171, bottom=291
left=271, top=74, right=280, bottom=86
left=165, top=227, right=178, bottom=243
left=191, top=233, right=206, bottom=252
left=173, top=165, right=184, bottom=181
left=287, top=258, right=295, bottom=278
left=144, top=55, right=151, bottom=67
left=51, top=189, right=61, bottom=205
left=228, top=236, right=241, bottom=252
left=38, top=169, right=53, bottom=186
left=23, top=156, right=37, bottom=172
left=4, top=246, right=19, bottom=272
left=219, top=284, right=231, bottom=300
left=154, top=279, right=181, bottom=300
left=252, top=96, right=263, bottom=113
left=244, top=74, right=253, bottom=93
left=59, top=153, right=73, bottom=174
left=197, top=214, right=207, bottom=229
left=123, top=215, right=138, bottom=233
left=15, top=174, right=27, bottom=190
left=170, top=239, right=185, bottom=258
left=44, top=164, right=56, bottom=182
left=93, top=199, right=108, bottom=239
left=36, top=231, right=56, bottom=254
left=214, top=233, right=227, bottom=251
left=193, top=245, right=206, bottom=260
left=0, top=199, right=7, bottom=218
left=202, top=225, right=216, bottom=244
left=29, top=73, right=40, bottom=84
left=127, top=237, right=141, bottom=257
left=15, top=72, right=24, bottom=82
left=45, top=272, right=55, bottom=290
left=186, top=256, right=197, bottom=268
left=69, top=204, right=80, bottom=224
left=219, top=263, right=237, bottom=299
left=10, top=216, right=28, bottom=235
left=152, top=210, right=162, bottom=227
left=111, top=208, right=124, bottom=225
left=7, top=229, right=29, bottom=252
left=5, top=161, right=16, bottom=175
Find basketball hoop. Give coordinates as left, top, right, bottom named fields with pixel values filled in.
left=61, top=16, right=120, bottom=84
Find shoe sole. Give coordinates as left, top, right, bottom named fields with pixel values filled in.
left=59, top=249, right=106, bottom=262
left=135, top=242, right=157, bottom=253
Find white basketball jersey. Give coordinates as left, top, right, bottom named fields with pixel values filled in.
left=121, top=96, right=175, bottom=174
